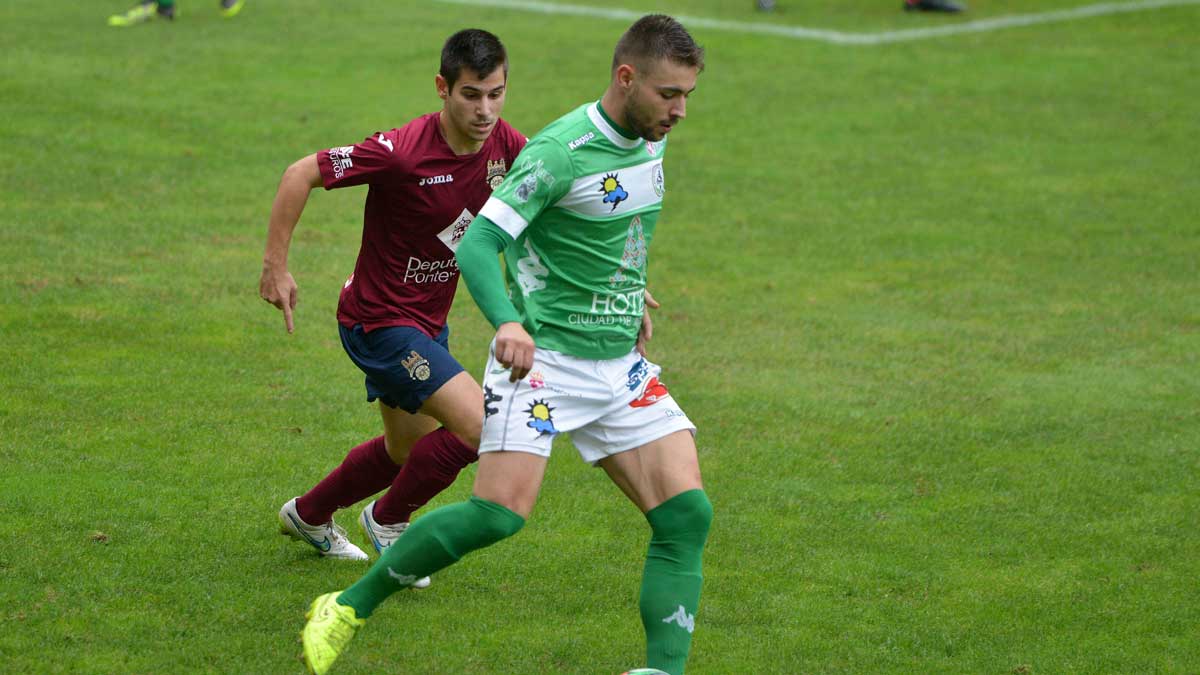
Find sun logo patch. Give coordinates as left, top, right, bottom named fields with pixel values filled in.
left=526, top=399, right=558, bottom=435
left=599, top=173, right=628, bottom=212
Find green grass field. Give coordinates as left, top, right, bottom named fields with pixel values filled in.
left=2, top=0, right=1198, bottom=672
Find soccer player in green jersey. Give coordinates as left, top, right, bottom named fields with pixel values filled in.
left=299, top=15, right=709, bottom=675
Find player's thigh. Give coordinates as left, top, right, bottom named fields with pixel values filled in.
left=416, top=370, right=484, bottom=448
left=378, top=405, right=441, bottom=464
left=472, top=450, right=548, bottom=519
left=599, top=430, right=703, bottom=514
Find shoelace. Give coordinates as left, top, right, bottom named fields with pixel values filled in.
left=324, top=522, right=352, bottom=545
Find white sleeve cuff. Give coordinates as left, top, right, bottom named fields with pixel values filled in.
left=479, top=197, right=529, bottom=240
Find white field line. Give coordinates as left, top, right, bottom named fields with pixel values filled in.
left=433, top=0, right=1200, bottom=45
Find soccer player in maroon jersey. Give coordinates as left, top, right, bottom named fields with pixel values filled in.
left=258, top=29, right=526, bottom=574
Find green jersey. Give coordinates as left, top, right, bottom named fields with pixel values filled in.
left=476, top=101, right=668, bottom=359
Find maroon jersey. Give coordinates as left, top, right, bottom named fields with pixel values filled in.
left=316, top=113, right=526, bottom=336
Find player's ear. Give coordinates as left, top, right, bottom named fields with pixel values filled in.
left=615, top=63, right=636, bottom=92
left=436, top=74, right=450, bottom=100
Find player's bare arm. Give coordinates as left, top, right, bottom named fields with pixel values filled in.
left=259, top=153, right=322, bottom=333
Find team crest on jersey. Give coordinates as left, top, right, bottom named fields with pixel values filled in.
left=486, top=158, right=507, bottom=190
left=401, top=351, right=431, bottom=382
left=526, top=399, right=558, bottom=436
left=652, top=164, right=665, bottom=198
left=599, top=173, right=629, bottom=211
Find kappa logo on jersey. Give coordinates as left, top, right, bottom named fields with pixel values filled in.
left=568, top=131, right=595, bottom=151
left=599, top=173, right=629, bottom=211
left=516, top=239, right=549, bottom=296
left=401, top=351, right=431, bottom=382
left=526, top=399, right=558, bottom=436
left=484, top=386, right=502, bottom=418
left=419, top=174, right=454, bottom=187
left=329, top=146, right=354, bottom=179
left=630, top=377, right=669, bottom=408
left=626, top=358, right=651, bottom=391
left=376, top=133, right=394, bottom=153
left=486, top=158, right=507, bottom=190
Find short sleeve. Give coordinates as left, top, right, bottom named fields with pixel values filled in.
left=478, top=136, right=571, bottom=240
left=316, top=130, right=404, bottom=190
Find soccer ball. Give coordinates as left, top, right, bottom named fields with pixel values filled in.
left=620, top=670, right=669, bottom=675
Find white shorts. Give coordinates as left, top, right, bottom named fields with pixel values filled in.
left=479, top=345, right=697, bottom=465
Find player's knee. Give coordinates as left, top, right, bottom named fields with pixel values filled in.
left=449, top=415, right=482, bottom=450
left=649, top=489, right=712, bottom=548
left=468, top=496, right=526, bottom=545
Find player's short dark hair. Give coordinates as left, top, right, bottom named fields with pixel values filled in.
left=440, top=29, right=509, bottom=90
left=612, top=15, right=705, bottom=74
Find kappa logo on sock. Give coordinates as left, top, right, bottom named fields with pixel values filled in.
left=662, top=605, right=695, bottom=634
left=386, top=567, right=421, bottom=587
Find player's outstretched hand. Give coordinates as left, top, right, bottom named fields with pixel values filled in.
left=637, top=289, right=660, bottom=357
left=259, top=265, right=298, bottom=333
left=495, top=322, right=535, bottom=382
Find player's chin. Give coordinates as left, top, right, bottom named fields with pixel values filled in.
left=470, top=121, right=496, bottom=139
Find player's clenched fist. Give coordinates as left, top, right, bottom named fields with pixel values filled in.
left=494, top=322, right=535, bottom=382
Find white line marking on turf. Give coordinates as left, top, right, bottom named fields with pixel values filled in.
left=434, top=0, right=1200, bottom=45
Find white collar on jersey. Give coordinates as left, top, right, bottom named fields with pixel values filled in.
left=587, top=102, right=643, bottom=150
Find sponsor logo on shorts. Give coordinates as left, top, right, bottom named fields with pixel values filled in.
left=526, top=399, right=558, bottom=436
left=401, top=350, right=431, bottom=382
left=664, top=409, right=688, bottom=419
left=630, top=376, right=669, bottom=408
left=484, top=386, right=503, bottom=418
left=486, top=158, right=507, bottom=190
left=528, top=370, right=545, bottom=389
left=626, top=358, right=651, bottom=391
left=329, top=146, right=354, bottom=179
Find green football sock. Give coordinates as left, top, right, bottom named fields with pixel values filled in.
left=156, top=0, right=175, bottom=8
left=640, top=489, right=712, bottom=675
left=337, top=496, right=524, bottom=618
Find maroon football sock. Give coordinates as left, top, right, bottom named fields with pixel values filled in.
left=372, top=428, right=478, bottom=525
left=295, top=435, right=401, bottom=525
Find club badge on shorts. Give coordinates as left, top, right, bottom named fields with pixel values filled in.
left=402, top=350, right=431, bottom=382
